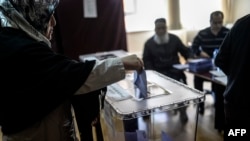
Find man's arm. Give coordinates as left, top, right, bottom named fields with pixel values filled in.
left=191, top=33, right=202, bottom=57
left=177, top=37, right=193, bottom=60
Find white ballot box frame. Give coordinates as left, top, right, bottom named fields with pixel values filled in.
left=79, top=50, right=205, bottom=141
left=103, top=70, right=205, bottom=141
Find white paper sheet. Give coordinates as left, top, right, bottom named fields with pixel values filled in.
left=173, top=64, right=189, bottom=70
left=214, top=76, right=228, bottom=86
left=83, top=0, right=98, bottom=18
left=209, top=70, right=226, bottom=77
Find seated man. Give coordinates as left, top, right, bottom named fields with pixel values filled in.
left=142, top=18, right=192, bottom=123
left=191, top=11, right=229, bottom=111
left=191, top=11, right=229, bottom=132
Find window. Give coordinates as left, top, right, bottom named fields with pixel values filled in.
left=124, top=0, right=222, bottom=32
left=124, top=0, right=167, bottom=32
left=123, top=0, right=136, bottom=15
left=179, top=0, right=222, bottom=29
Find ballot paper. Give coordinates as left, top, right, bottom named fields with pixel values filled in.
left=209, top=70, right=227, bottom=85
left=134, top=70, right=148, bottom=99
left=172, top=64, right=189, bottom=70
left=209, top=70, right=226, bottom=77
left=214, top=76, right=228, bottom=86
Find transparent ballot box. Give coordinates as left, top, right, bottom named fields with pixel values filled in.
left=101, top=70, right=205, bottom=141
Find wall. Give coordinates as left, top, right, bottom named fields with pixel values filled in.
left=126, top=0, right=250, bottom=56
left=53, top=0, right=127, bottom=60
left=233, top=0, right=250, bottom=21
left=124, top=0, right=167, bottom=32
left=126, top=31, right=153, bottom=57
left=126, top=29, right=196, bottom=58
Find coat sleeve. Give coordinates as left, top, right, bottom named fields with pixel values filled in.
left=74, top=58, right=125, bottom=94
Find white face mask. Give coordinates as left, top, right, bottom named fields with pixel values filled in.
left=153, top=33, right=169, bottom=45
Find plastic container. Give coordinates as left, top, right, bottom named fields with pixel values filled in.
left=188, top=58, right=213, bottom=73
left=101, top=70, right=205, bottom=141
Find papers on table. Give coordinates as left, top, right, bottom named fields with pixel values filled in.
left=172, top=64, right=189, bottom=70
left=214, top=76, right=228, bottom=86
left=82, top=56, right=98, bottom=61
left=209, top=70, right=227, bottom=85
left=172, top=64, right=228, bottom=85
left=209, top=70, right=226, bottom=77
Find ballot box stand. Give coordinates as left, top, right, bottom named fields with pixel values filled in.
left=100, top=70, right=205, bottom=141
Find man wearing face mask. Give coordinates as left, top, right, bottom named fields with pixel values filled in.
left=142, top=18, right=193, bottom=123
left=0, top=0, right=143, bottom=141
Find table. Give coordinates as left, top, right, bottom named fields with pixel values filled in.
left=173, top=63, right=227, bottom=86
left=185, top=68, right=226, bottom=132
left=187, top=70, right=227, bottom=86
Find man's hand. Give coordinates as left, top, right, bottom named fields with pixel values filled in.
left=199, top=51, right=211, bottom=58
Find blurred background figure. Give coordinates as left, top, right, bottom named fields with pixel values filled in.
left=142, top=18, right=193, bottom=123
left=191, top=11, right=229, bottom=132
left=215, top=14, right=250, bottom=141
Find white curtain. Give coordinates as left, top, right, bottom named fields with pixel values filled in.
left=221, top=0, right=234, bottom=24
left=179, top=0, right=222, bottom=30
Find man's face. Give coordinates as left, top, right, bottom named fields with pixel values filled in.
left=210, top=14, right=223, bottom=32
left=155, top=22, right=167, bottom=37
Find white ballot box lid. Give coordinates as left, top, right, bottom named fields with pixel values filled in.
left=105, top=70, right=205, bottom=120
left=79, top=50, right=205, bottom=120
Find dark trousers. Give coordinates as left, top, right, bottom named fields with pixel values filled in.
left=194, top=75, right=215, bottom=92
left=194, top=76, right=225, bottom=131
left=72, top=88, right=106, bottom=141
left=194, top=76, right=215, bottom=110
left=213, top=84, right=225, bottom=131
